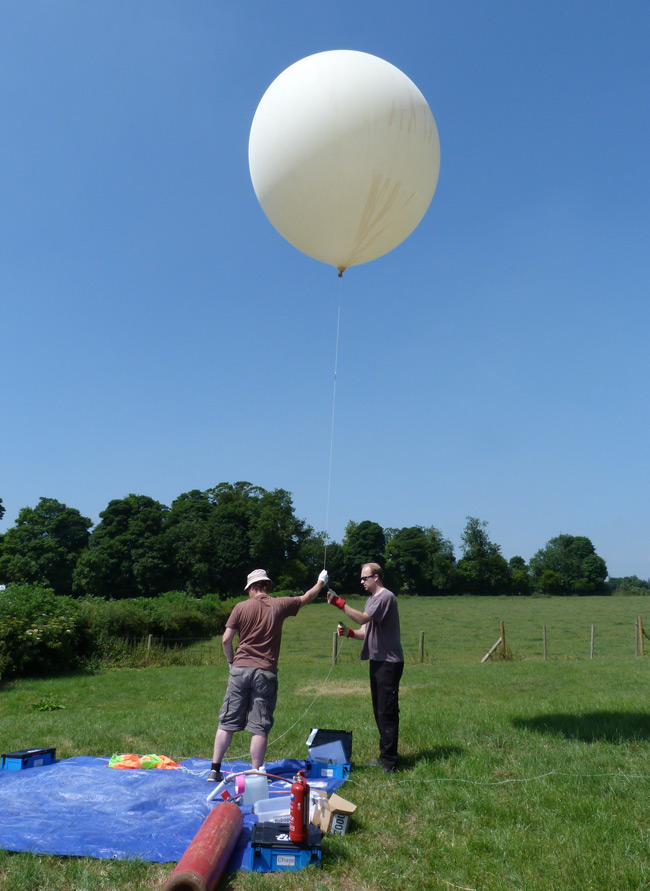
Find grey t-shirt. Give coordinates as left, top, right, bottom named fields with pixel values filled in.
left=360, top=587, right=404, bottom=662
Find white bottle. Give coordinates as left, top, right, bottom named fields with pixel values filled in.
left=242, top=769, right=268, bottom=805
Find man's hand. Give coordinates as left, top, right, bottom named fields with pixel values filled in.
left=327, top=590, right=346, bottom=610
left=318, top=569, right=329, bottom=586
left=337, top=622, right=355, bottom=638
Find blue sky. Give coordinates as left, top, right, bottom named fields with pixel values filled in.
left=2, top=1, right=649, bottom=578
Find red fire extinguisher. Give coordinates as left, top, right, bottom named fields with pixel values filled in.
left=289, top=770, right=310, bottom=844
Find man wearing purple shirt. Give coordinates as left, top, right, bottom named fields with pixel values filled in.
left=328, top=562, right=404, bottom=772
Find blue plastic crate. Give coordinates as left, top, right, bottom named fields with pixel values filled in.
left=248, top=822, right=322, bottom=872
left=1, top=747, right=56, bottom=770
left=304, top=758, right=350, bottom=780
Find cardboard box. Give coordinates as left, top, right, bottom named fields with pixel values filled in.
left=311, top=790, right=357, bottom=836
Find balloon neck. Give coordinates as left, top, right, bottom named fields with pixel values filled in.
left=337, top=266, right=346, bottom=278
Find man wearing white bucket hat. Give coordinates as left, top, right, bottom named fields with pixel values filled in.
left=208, top=567, right=328, bottom=781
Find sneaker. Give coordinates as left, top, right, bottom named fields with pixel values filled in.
left=382, top=763, right=398, bottom=774
left=207, top=769, right=223, bottom=783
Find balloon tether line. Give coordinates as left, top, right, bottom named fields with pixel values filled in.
left=323, top=295, right=342, bottom=570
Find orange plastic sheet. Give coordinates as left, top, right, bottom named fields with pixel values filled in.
left=108, top=753, right=180, bottom=770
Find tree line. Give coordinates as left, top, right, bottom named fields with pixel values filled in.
left=0, top=483, right=645, bottom=599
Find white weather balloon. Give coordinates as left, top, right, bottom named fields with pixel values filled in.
left=249, top=50, right=440, bottom=275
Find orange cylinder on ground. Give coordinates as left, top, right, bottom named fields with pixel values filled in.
left=163, top=800, right=243, bottom=891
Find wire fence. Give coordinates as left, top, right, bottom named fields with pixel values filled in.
left=127, top=632, right=431, bottom=667
left=117, top=635, right=226, bottom=667
left=121, top=608, right=650, bottom=668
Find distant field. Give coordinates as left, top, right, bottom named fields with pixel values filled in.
left=285, top=593, right=647, bottom=663
left=2, top=595, right=650, bottom=890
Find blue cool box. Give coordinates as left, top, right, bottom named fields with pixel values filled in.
left=1, top=748, right=56, bottom=771
left=248, top=822, right=322, bottom=872
left=305, top=758, right=350, bottom=780
left=307, top=729, right=352, bottom=763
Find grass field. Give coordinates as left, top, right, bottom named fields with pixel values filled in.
left=2, top=595, right=650, bottom=890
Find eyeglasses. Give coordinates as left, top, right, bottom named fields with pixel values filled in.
left=360, top=575, right=374, bottom=582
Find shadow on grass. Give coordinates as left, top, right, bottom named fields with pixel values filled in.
left=0, top=666, right=98, bottom=691
left=512, top=711, right=650, bottom=742
left=401, top=746, right=465, bottom=769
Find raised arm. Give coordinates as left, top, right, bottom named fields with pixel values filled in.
left=296, top=570, right=329, bottom=607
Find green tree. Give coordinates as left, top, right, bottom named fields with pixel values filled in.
left=509, top=556, right=530, bottom=595
left=341, top=520, right=386, bottom=592
left=0, top=498, right=91, bottom=595
left=288, top=532, right=346, bottom=593
left=607, top=575, right=650, bottom=596
left=73, top=495, right=169, bottom=598
left=529, top=535, right=608, bottom=596
left=385, top=526, right=428, bottom=594
left=423, top=526, right=457, bottom=594
left=457, top=517, right=510, bottom=595
left=0, top=497, right=5, bottom=584
left=162, top=482, right=314, bottom=597
left=162, top=490, right=218, bottom=595
left=206, top=481, right=310, bottom=595
left=209, top=497, right=253, bottom=595
left=249, top=488, right=310, bottom=578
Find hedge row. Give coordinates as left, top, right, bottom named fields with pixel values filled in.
left=0, top=585, right=238, bottom=680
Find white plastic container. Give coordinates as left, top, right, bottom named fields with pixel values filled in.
left=241, top=770, right=269, bottom=806
left=253, top=794, right=291, bottom=821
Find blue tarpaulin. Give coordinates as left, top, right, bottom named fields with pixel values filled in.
left=0, top=755, right=346, bottom=866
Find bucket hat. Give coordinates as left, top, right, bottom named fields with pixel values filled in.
left=245, top=569, right=272, bottom=591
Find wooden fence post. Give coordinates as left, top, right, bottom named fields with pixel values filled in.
left=500, top=621, right=506, bottom=657
left=639, top=617, right=645, bottom=657
left=481, top=635, right=503, bottom=663
left=333, top=631, right=339, bottom=665
left=419, top=631, right=425, bottom=663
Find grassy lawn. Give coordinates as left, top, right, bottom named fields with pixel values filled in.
left=2, top=596, right=650, bottom=890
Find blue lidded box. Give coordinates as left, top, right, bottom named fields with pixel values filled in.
left=306, top=729, right=352, bottom=763
left=248, top=822, right=322, bottom=872
left=304, top=735, right=351, bottom=780
left=304, top=758, right=350, bottom=780
left=1, top=747, right=56, bottom=770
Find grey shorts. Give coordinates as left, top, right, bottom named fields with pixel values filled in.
left=218, top=666, right=278, bottom=736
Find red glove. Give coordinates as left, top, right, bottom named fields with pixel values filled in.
left=327, top=590, right=346, bottom=610
left=337, top=623, right=354, bottom=638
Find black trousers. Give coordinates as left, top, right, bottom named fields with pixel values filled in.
left=369, top=659, right=404, bottom=769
